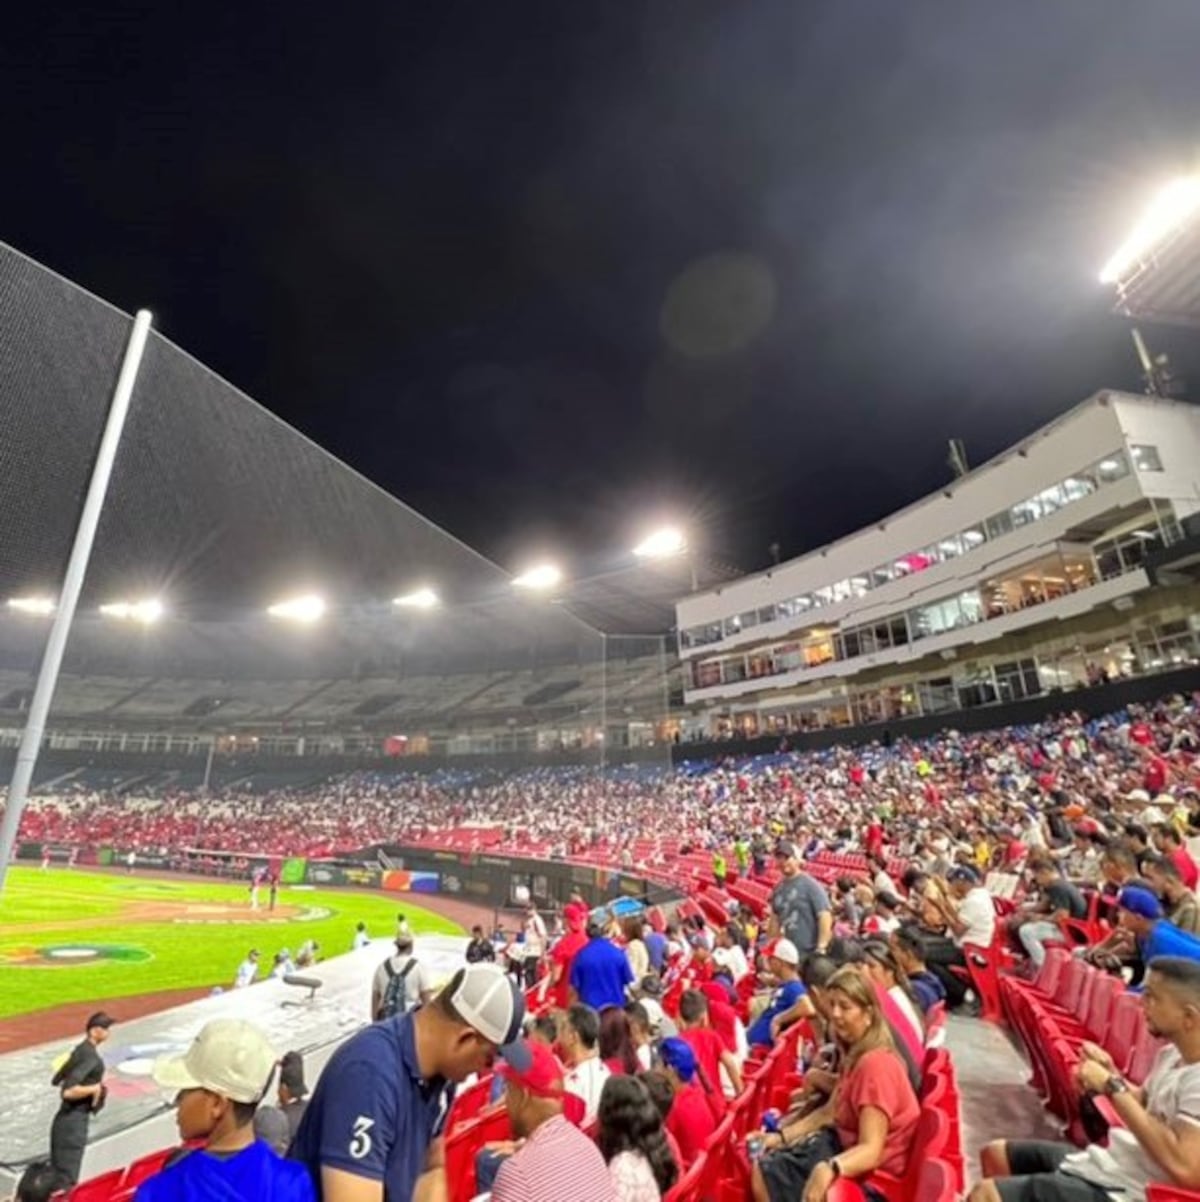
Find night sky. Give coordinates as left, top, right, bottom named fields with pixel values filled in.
left=5, top=2, right=1200, bottom=577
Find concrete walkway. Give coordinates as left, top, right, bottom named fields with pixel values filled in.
left=945, top=1014, right=1062, bottom=1184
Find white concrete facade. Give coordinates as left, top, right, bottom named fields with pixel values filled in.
left=676, top=392, right=1200, bottom=727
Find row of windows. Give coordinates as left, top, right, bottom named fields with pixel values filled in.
left=681, top=446, right=1157, bottom=650
left=686, top=518, right=1177, bottom=691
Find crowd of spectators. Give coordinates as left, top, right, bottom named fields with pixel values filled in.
left=15, top=690, right=1200, bottom=1202
left=6, top=697, right=1200, bottom=873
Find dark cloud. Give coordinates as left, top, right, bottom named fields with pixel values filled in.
left=4, top=0, right=1198, bottom=576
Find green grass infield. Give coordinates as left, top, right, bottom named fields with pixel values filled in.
left=0, top=867, right=461, bottom=1020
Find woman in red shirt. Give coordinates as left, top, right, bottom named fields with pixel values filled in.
left=748, top=967, right=920, bottom=1202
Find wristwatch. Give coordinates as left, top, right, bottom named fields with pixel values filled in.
left=1103, top=1075, right=1130, bottom=1097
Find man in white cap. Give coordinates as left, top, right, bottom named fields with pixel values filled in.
left=291, top=962, right=529, bottom=1202
left=138, top=1018, right=313, bottom=1201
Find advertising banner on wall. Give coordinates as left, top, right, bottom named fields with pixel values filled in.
left=380, top=870, right=440, bottom=894
left=280, top=857, right=307, bottom=885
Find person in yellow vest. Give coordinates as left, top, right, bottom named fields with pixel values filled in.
left=712, top=849, right=728, bottom=888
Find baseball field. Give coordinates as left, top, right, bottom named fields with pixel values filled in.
left=0, top=867, right=462, bottom=1025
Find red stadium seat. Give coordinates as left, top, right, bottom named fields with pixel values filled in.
left=66, top=1169, right=128, bottom=1202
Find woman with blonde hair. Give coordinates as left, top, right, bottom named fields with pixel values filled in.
left=748, top=967, right=920, bottom=1202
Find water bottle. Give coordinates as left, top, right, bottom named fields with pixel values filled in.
left=747, top=1135, right=765, bottom=1163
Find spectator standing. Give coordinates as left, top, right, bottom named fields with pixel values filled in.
left=49, top=1013, right=114, bottom=1184
left=490, top=1041, right=616, bottom=1202
left=352, top=923, right=370, bottom=951
left=768, top=841, right=833, bottom=959
left=465, top=924, right=497, bottom=963
left=138, top=1019, right=313, bottom=1202
left=291, top=963, right=529, bottom=1202
left=547, top=903, right=589, bottom=1010
left=971, top=956, right=1200, bottom=1202
left=371, top=934, right=433, bottom=1021
left=571, top=921, right=635, bottom=1011
left=522, top=902, right=549, bottom=989
left=598, top=1075, right=678, bottom=1201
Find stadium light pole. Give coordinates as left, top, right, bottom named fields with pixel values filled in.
left=0, top=309, right=154, bottom=897
left=632, top=524, right=697, bottom=591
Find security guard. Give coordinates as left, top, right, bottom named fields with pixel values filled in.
left=50, top=1011, right=114, bottom=1183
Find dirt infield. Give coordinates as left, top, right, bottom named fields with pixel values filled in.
left=9, top=897, right=306, bottom=937
left=0, top=987, right=214, bottom=1055
left=0, top=869, right=505, bottom=1053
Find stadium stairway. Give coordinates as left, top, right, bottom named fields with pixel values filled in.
left=944, top=1013, right=1061, bottom=1185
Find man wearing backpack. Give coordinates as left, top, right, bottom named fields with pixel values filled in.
left=370, top=934, right=433, bottom=1021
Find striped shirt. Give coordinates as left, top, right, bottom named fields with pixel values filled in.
left=492, top=1115, right=616, bottom=1202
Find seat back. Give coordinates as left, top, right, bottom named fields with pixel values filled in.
left=913, top=1158, right=957, bottom=1202
left=1084, top=974, right=1121, bottom=1042
left=1106, top=991, right=1144, bottom=1075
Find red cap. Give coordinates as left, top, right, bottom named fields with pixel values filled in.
left=498, top=1041, right=566, bottom=1100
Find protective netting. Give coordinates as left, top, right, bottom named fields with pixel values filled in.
left=0, top=243, right=674, bottom=777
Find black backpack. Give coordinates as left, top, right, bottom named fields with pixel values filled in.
left=378, top=957, right=418, bottom=1020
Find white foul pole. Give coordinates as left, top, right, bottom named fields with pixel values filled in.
left=0, top=309, right=153, bottom=896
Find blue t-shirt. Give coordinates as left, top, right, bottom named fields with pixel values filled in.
left=644, top=931, right=667, bottom=973
left=747, top=979, right=806, bottom=1048
left=1143, top=921, right=1200, bottom=965
left=138, top=1140, right=313, bottom=1202
left=290, top=1014, right=452, bottom=1202
left=569, top=937, right=635, bottom=1010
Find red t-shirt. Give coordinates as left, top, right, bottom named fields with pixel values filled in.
left=1144, top=756, right=1168, bottom=795
left=550, top=930, right=588, bottom=1010
left=680, top=1027, right=728, bottom=1119
left=666, top=1081, right=717, bottom=1167
left=833, top=1048, right=920, bottom=1176
left=1171, top=847, right=1199, bottom=891
left=699, top=986, right=739, bottom=1054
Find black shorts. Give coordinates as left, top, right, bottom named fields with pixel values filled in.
left=993, top=1141, right=1114, bottom=1202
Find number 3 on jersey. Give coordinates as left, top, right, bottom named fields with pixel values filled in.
left=350, top=1115, right=374, bottom=1159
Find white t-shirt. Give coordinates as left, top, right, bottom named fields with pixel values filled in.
left=523, top=913, right=548, bottom=959
left=954, top=888, right=997, bottom=949
left=565, top=1056, right=612, bottom=1124
left=234, top=958, right=258, bottom=988
left=353, top=930, right=371, bottom=949
left=371, top=954, right=429, bottom=1014
left=713, top=945, right=750, bottom=982
left=609, top=1150, right=661, bottom=1201
left=1062, top=1045, right=1200, bottom=1202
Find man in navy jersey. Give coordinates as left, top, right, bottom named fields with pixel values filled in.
left=291, top=963, right=528, bottom=1202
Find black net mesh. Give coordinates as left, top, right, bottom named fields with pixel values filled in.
left=0, top=244, right=673, bottom=774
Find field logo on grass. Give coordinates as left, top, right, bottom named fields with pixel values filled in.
left=1, top=942, right=153, bottom=967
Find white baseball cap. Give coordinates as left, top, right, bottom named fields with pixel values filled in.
left=153, top=1019, right=277, bottom=1104
left=447, top=963, right=530, bottom=1072
left=767, top=938, right=801, bottom=966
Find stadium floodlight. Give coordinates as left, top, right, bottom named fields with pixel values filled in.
left=512, top=563, right=563, bottom=591
left=393, top=587, right=439, bottom=610
left=267, top=594, right=326, bottom=623
left=1099, top=175, right=1200, bottom=284
left=6, top=597, right=56, bottom=616
left=633, top=526, right=688, bottom=559
left=99, top=598, right=164, bottom=624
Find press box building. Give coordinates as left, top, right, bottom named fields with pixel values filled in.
left=676, top=392, right=1200, bottom=737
